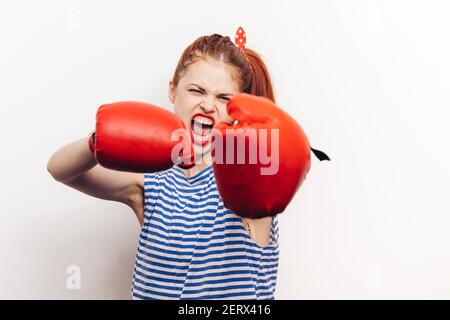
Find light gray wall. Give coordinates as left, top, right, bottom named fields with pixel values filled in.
left=1, top=0, right=449, bottom=299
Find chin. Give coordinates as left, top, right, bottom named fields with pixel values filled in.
left=193, top=143, right=213, bottom=164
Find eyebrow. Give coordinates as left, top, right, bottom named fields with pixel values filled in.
left=188, top=83, right=234, bottom=97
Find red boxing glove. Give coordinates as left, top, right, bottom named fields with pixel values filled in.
left=213, top=93, right=328, bottom=219
left=90, top=101, right=194, bottom=173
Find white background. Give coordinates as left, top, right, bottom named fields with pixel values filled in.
left=1, top=0, right=449, bottom=299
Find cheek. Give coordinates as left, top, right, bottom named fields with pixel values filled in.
left=217, top=104, right=229, bottom=122
left=174, top=96, right=194, bottom=117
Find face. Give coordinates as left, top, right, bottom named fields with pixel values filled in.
left=168, top=57, right=241, bottom=159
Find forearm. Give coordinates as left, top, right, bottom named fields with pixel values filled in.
left=47, top=132, right=97, bottom=182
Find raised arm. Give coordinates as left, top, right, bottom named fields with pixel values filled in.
left=47, top=132, right=144, bottom=224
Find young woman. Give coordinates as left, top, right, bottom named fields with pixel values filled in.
left=47, top=31, right=279, bottom=299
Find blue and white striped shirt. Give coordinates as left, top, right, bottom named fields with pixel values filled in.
left=131, top=165, right=279, bottom=300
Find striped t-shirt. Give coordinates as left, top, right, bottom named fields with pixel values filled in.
left=131, top=165, right=280, bottom=300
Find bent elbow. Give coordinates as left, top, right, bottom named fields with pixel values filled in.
left=47, top=157, right=62, bottom=182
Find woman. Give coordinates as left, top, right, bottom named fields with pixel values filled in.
left=47, top=30, right=279, bottom=299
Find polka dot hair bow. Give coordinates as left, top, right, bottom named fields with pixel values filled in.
left=235, top=26, right=253, bottom=72
left=235, top=26, right=247, bottom=49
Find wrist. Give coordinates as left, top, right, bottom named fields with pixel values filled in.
left=88, top=131, right=96, bottom=154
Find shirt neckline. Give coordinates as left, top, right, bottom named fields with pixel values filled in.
left=172, top=165, right=213, bottom=185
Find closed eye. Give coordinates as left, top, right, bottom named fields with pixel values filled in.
left=189, top=89, right=230, bottom=101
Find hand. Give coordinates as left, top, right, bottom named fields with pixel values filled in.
left=89, top=101, right=194, bottom=173
left=212, top=93, right=313, bottom=219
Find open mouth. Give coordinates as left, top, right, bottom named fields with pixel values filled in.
left=190, top=113, right=215, bottom=146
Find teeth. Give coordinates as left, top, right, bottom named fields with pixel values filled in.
left=193, top=116, right=213, bottom=126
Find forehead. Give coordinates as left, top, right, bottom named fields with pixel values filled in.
left=180, top=58, right=240, bottom=93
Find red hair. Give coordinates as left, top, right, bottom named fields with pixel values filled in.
left=172, top=33, right=276, bottom=103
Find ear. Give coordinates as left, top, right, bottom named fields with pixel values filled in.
left=168, top=80, right=176, bottom=104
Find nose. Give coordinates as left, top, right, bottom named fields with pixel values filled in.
left=200, top=97, right=216, bottom=113
left=200, top=103, right=215, bottom=114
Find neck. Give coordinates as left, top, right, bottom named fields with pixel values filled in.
left=183, top=151, right=212, bottom=177
left=184, top=163, right=207, bottom=177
